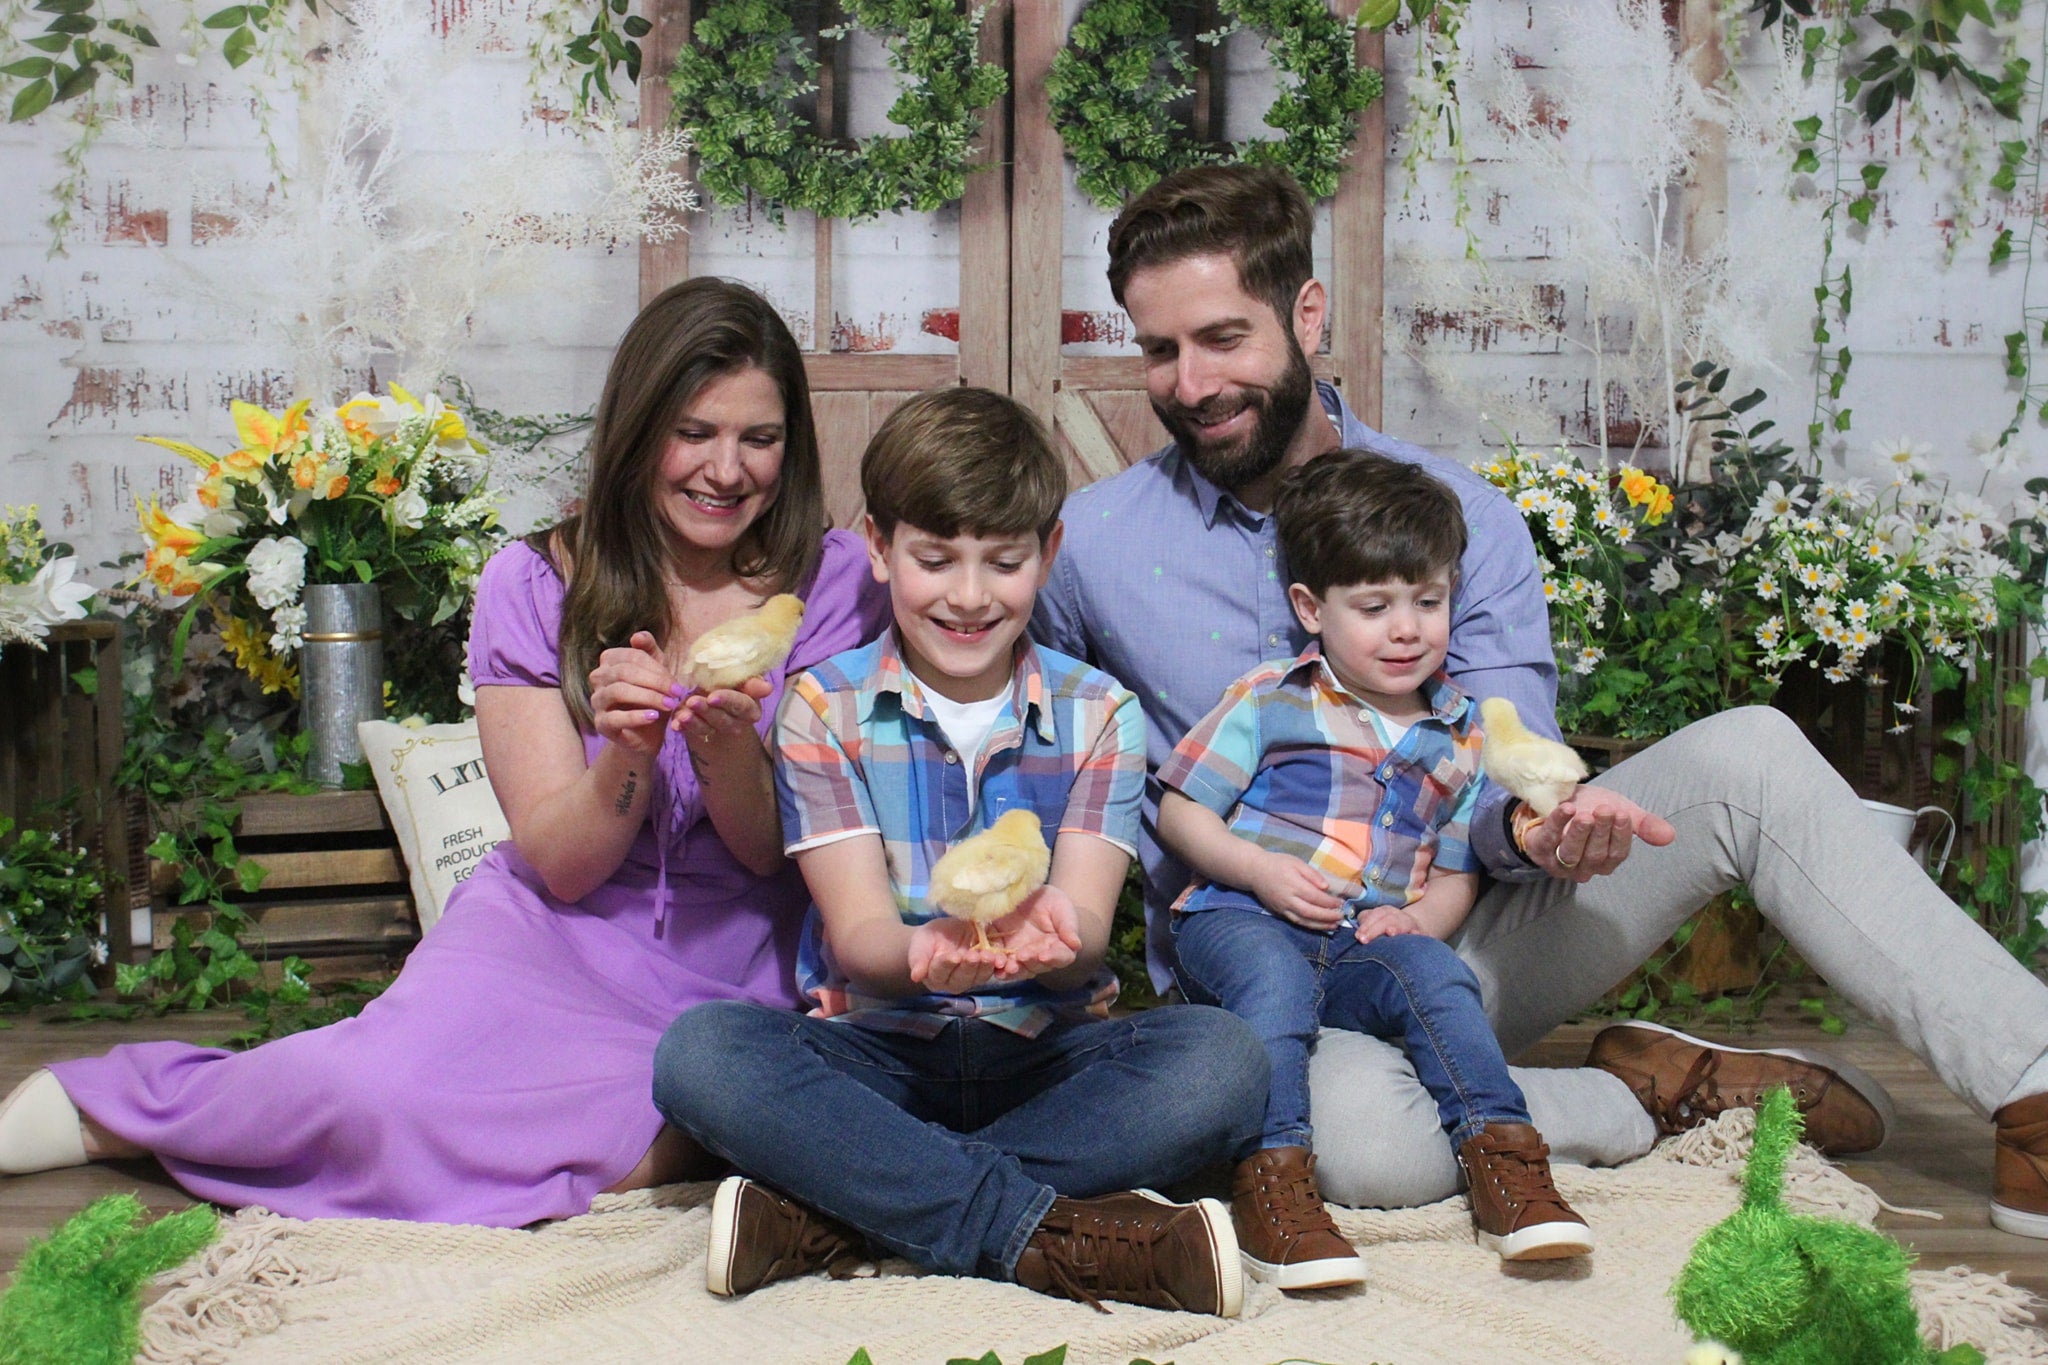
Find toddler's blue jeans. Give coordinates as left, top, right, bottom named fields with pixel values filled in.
left=651, top=1000, right=1266, bottom=1280
left=1172, top=906, right=1532, bottom=1152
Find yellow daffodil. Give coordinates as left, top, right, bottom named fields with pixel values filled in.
left=138, top=498, right=205, bottom=556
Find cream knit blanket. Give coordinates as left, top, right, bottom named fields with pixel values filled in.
left=136, top=1113, right=2048, bottom=1365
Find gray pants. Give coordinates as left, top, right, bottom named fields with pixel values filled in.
left=1309, top=706, right=2048, bottom=1208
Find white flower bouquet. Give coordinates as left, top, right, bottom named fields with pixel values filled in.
left=0, top=506, right=94, bottom=649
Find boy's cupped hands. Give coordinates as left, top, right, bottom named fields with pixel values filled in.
left=908, top=885, right=1085, bottom=995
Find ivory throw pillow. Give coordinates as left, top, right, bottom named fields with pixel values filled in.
left=356, top=719, right=510, bottom=932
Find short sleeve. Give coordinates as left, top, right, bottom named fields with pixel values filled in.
left=1156, top=674, right=1267, bottom=818
left=785, top=529, right=889, bottom=677
left=1057, top=687, right=1146, bottom=856
left=466, top=541, right=565, bottom=688
left=774, top=670, right=881, bottom=852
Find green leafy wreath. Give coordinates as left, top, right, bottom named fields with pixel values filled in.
left=669, top=0, right=1007, bottom=223
left=1048, top=0, right=1384, bottom=208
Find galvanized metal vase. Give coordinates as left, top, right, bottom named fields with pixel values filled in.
left=301, top=582, right=385, bottom=786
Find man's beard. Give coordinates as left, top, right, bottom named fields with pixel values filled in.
left=1155, top=336, right=1315, bottom=494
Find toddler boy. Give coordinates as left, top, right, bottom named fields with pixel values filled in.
left=652, top=387, right=1266, bottom=1315
left=1158, top=449, right=1593, bottom=1286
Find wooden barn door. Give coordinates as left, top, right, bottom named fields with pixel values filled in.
left=637, top=0, right=1013, bottom=530
left=1009, top=0, right=1386, bottom=486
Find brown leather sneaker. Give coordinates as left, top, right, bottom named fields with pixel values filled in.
left=1013, top=1190, right=1242, bottom=1317
left=1456, top=1123, right=1594, bottom=1261
left=1991, top=1091, right=2048, bottom=1238
left=1230, top=1146, right=1367, bottom=1290
left=1586, top=1021, right=1893, bottom=1156
left=705, top=1176, right=868, bottom=1296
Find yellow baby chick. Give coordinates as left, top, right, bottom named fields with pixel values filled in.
left=927, top=809, right=1051, bottom=951
left=1479, top=696, right=1589, bottom=818
left=684, top=594, right=805, bottom=692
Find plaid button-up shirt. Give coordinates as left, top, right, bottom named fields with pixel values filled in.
left=774, top=630, right=1144, bottom=1036
left=1158, top=643, right=1488, bottom=921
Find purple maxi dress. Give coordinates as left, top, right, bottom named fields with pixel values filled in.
left=51, top=530, right=887, bottom=1226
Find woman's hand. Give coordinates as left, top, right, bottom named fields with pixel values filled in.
left=677, top=678, right=775, bottom=775
left=589, top=631, right=682, bottom=757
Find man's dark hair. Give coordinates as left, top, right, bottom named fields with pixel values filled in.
left=1274, top=449, right=1468, bottom=596
left=1105, top=165, right=1313, bottom=327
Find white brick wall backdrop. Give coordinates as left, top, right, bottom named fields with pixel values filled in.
left=2, top=0, right=2043, bottom=893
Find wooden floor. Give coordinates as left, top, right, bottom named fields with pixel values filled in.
left=1, top=1002, right=2046, bottom=1319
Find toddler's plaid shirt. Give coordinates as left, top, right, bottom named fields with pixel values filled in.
left=1159, top=642, right=1488, bottom=921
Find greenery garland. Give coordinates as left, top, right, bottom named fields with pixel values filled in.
left=1047, top=0, right=1384, bottom=208
left=669, top=0, right=1007, bottom=223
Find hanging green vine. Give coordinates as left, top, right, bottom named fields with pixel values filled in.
left=668, top=0, right=1007, bottom=223
left=1048, top=0, right=1386, bottom=208
left=1750, top=1, right=2038, bottom=458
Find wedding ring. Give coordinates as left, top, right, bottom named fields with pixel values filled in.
left=1555, top=848, right=1581, bottom=870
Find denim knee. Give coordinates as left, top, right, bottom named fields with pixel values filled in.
left=1357, top=933, right=1480, bottom=994
left=651, top=999, right=777, bottom=1121
left=1148, top=1005, right=1270, bottom=1153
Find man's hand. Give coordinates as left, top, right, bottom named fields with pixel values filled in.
left=1522, top=787, right=1676, bottom=882
left=1353, top=905, right=1425, bottom=945
left=1249, top=851, right=1345, bottom=929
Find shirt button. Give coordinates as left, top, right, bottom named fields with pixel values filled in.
left=1381, top=812, right=1394, bottom=826
left=1379, top=766, right=1394, bottom=779
left=1265, top=546, right=1275, bottom=558
left=944, top=750, right=960, bottom=765
left=1267, top=634, right=1280, bottom=646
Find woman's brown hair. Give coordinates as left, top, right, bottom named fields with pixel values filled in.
left=531, top=277, right=826, bottom=728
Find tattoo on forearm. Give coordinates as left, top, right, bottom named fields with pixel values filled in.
left=615, top=771, right=639, bottom=817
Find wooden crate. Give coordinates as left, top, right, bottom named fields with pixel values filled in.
left=0, top=621, right=140, bottom=963
left=150, top=790, right=418, bottom=980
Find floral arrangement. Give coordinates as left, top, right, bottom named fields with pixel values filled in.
left=0, top=505, right=94, bottom=649
left=136, top=387, right=503, bottom=705
left=1475, top=440, right=1671, bottom=680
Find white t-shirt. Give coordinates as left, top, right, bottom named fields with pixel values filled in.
left=922, top=687, right=1011, bottom=812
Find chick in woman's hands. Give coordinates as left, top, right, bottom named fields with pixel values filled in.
left=684, top=593, right=805, bottom=692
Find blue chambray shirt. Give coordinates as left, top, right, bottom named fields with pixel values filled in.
left=1031, top=382, right=1559, bottom=989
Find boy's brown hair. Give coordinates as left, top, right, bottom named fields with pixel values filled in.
left=1105, top=164, right=1314, bottom=329
left=861, top=387, right=1066, bottom=543
left=1275, top=449, right=1468, bottom=596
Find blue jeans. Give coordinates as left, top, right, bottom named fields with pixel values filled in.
left=1172, top=907, right=1530, bottom=1151
left=651, top=1001, right=1266, bottom=1281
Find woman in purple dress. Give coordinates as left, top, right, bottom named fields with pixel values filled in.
left=0, top=279, right=888, bottom=1226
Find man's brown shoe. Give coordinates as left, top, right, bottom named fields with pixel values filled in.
left=1230, top=1146, right=1366, bottom=1290
left=1456, top=1123, right=1594, bottom=1261
left=1587, top=1021, right=1893, bottom=1156
left=1991, top=1091, right=2048, bottom=1238
left=705, top=1176, right=868, bottom=1296
left=1013, top=1190, right=1242, bottom=1316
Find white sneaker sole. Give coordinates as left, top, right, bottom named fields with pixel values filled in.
left=1478, top=1219, right=1594, bottom=1261
left=0, top=1069, right=87, bottom=1176
left=1242, top=1248, right=1369, bottom=1289
left=1990, top=1200, right=2048, bottom=1239
left=1133, top=1189, right=1244, bottom=1317
left=706, top=1175, right=748, bottom=1296
left=1607, top=1020, right=1897, bottom=1151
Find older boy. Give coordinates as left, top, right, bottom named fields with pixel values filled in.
left=1161, top=451, right=1591, bottom=1284
left=652, top=387, right=1266, bottom=1314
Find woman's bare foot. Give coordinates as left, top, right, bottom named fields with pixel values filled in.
left=81, top=1117, right=145, bottom=1161
left=604, top=1123, right=724, bottom=1193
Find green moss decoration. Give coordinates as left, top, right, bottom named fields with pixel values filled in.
left=0, top=1194, right=219, bottom=1365
left=1671, top=1086, right=1985, bottom=1365
left=668, top=0, right=1007, bottom=223
left=1047, top=0, right=1384, bottom=208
